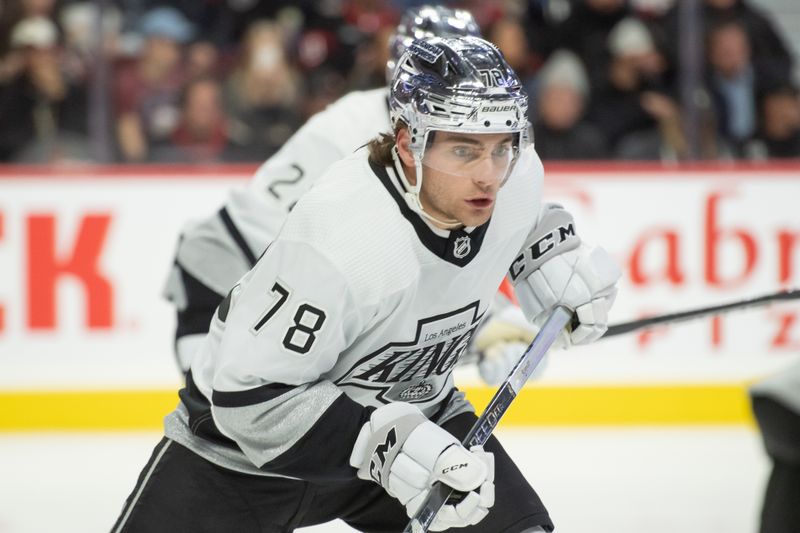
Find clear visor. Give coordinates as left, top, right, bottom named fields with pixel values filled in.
left=418, top=128, right=526, bottom=186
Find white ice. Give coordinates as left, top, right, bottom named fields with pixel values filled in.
left=0, top=426, right=769, bottom=533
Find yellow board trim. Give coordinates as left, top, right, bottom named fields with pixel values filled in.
left=0, top=384, right=755, bottom=431
left=464, top=384, right=755, bottom=426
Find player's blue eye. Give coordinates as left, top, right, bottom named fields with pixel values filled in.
left=493, top=145, right=511, bottom=157
left=452, top=146, right=477, bottom=159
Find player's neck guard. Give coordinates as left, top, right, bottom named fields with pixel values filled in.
left=392, top=146, right=462, bottom=230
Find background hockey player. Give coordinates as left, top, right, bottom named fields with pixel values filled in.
left=113, top=36, right=620, bottom=532
left=750, top=360, right=800, bottom=533
left=163, top=5, right=483, bottom=373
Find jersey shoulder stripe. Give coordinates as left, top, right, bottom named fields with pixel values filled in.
left=218, top=207, right=258, bottom=266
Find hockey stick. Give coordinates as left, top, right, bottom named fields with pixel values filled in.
left=403, top=305, right=573, bottom=533
left=603, top=288, right=800, bottom=338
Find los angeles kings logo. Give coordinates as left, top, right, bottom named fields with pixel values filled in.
left=335, top=301, right=484, bottom=404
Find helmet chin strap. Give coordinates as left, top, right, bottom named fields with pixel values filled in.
left=392, top=147, right=462, bottom=229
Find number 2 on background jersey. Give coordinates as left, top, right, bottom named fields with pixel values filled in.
left=252, top=281, right=327, bottom=355
left=266, top=164, right=305, bottom=212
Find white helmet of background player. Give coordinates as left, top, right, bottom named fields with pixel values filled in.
left=386, top=5, right=481, bottom=83
left=389, top=36, right=531, bottom=224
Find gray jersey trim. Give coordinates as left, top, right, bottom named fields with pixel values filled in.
left=164, top=387, right=474, bottom=479
left=165, top=403, right=298, bottom=478
left=434, top=388, right=474, bottom=424
left=212, top=380, right=343, bottom=470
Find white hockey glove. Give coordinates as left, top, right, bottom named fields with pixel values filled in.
left=349, top=403, right=494, bottom=531
left=509, top=204, right=621, bottom=347
left=475, top=303, right=546, bottom=385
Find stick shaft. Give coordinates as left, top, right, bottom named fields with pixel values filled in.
left=403, top=306, right=572, bottom=533
left=405, top=289, right=800, bottom=532
left=604, top=289, right=800, bottom=338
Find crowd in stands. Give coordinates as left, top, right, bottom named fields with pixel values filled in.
left=0, top=0, right=798, bottom=164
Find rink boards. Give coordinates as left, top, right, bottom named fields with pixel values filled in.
left=0, top=162, right=798, bottom=429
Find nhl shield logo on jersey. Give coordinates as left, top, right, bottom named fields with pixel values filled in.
left=453, top=235, right=471, bottom=259
left=334, top=302, right=485, bottom=404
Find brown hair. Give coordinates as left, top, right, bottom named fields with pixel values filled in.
left=367, top=132, right=397, bottom=166
left=368, top=119, right=414, bottom=166
left=367, top=121, right=443, bottom=167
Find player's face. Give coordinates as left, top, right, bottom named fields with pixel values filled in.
left=419, top=131, right=515, bottom=227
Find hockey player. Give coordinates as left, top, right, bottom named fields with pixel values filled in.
left=164, top=5, right=482, bottom=373
left=113, top=36, right=620, bottom=532
left=750, top=360, right=800, bottom=533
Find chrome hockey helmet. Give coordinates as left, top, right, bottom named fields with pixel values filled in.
left=389, top=36, right=531, bottom=224
left=386, top=5, right=481, bottom=83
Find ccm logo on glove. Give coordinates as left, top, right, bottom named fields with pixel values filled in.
left=509, top=222, right=578, bottom=282
left=369, top=427, right=398, bottom=484
left=442, top=462, right=469, bottom=474
left=350, top=403, right=495, bottom=530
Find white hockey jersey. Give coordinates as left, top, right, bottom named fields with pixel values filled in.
left=165, top=144, right=545, bottom=481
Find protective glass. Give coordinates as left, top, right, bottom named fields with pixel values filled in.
left=419, top=129, right=525, bottom=185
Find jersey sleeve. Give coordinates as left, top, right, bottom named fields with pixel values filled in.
left=245, top=129, right=346, bottom=215
left=203, top=238, right=371, bottom=481
left=217, top=116, right=357, bottom=272
left=237, top=89, right=387, bottom=225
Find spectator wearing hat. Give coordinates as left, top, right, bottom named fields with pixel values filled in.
left=0, top=0, right=59, bottom=58
left=0, top=14, right=60, bottom=83
left=113, top=7, right=194, bottom=162
left=0, top=15, right=91, bottom=162
left=550, top=0, right=631, bottom=90
left=586, top=16, right=685, bottom=160
left=533, top=49, right=608, bottom=160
